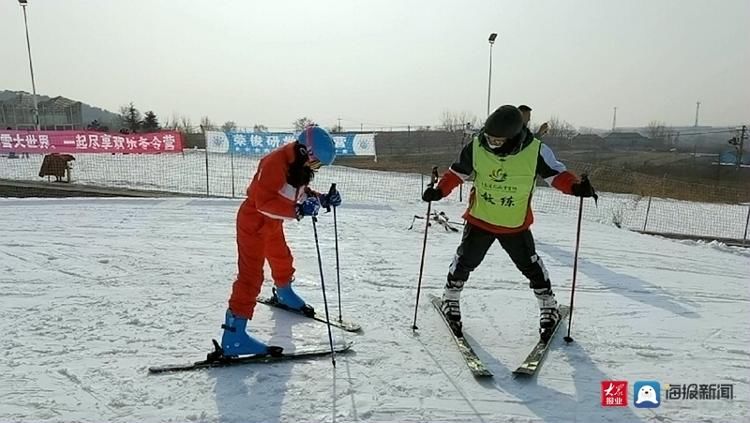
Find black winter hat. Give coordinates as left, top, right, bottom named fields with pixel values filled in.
left=484, top=105, right=523, bottom=138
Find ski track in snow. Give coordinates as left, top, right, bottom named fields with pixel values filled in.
left=0, top=197, right=748, bottom=422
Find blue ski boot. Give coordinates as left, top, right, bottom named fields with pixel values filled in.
left=220, top=309, right=269, bottom=357
left=274, top=280, right=315, bottom=317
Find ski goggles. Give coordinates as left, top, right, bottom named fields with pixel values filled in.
left=307, top=155, right=323, bottom=170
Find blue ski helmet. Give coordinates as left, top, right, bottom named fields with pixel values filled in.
left=297, top=126, right=336, bottom=166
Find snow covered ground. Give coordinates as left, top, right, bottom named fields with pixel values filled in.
left=1, top=196, right=748, bottom=422
left=2, top=151, right=749, bottom=240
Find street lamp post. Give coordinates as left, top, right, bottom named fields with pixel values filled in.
left=19, top=0, right=40, bottom=131
left=486, top=33, right=497, bottom=116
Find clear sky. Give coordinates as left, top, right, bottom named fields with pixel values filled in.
left=1, top=0, right=748, bottom=130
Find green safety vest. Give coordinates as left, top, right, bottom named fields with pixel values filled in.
left=470, top=136, right=541, bottom=227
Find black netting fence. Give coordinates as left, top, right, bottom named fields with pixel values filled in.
left=2, top=138, right=749, bottom=245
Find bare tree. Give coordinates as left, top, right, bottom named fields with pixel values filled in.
left=293, top=117, right=314, bottom=131
left=179, top=116, right=194, bottom=133
left=221, top=121, right=237, bottom=132
left=647, top=120, right=667, bottom=139
left=163, top=114, right=181, bottom=130
left=440, top=110, right=480, bottom=132
left=200, top=116, right=217, bottom=131
left=546, top=117, right=577, bottom=142
left=253, top=124, right=269, bottom=133
left=647, top=120, right=677, bottom=148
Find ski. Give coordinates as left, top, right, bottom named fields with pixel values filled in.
left=512, top=305, right=570, bottom=378
left=257, top=294, right=362, bottom=333
left=149, top=340, right=353, bottom=374
left=409, top=212, right=460, bottom=233
left=429, top=294, right=493, bottom=378
left=434, top=211, right=460, bottom=233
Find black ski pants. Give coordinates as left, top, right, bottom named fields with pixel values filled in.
left=446, top=222, right=551, bottom=290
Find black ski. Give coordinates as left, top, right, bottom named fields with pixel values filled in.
left=257, top=294, right=361, bottom=333
left=409, top=212, right=460, bottom=233
left=149, top=340, right=353, bottom=374
left=434, top=211, right=460, bottom=233
left=512, top=305, right=570, bottom=377
left=429, top=294, right=493, bottom=378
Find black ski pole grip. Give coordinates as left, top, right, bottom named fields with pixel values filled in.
left=430, top=166, right=439, bottom=187
left=325, top=183, right=337, bottom=212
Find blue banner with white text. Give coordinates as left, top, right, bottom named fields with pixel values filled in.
left=205, top=131, right=375, bottom=156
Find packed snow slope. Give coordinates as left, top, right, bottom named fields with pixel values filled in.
left=0, top=197, right=747, bottom=422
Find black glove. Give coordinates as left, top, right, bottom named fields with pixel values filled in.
left=571, top=175, right=596, bottom=198
left=319, top=190, right=342, bottom=209
left=422, top=187, right=443, bottom=202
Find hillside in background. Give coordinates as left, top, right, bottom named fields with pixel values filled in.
left=0, top=89, right=120, bottom=126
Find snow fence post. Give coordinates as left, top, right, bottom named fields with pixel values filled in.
left=200, top=125, right=210, bottom=197
left=743, top=205, right=750, bottom=247
left=643, top=196, right=653, bottom=232
left=230, top=141, right=236, bottom=198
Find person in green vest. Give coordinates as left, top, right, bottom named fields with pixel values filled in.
left=422, top=105, right=596, bottom=342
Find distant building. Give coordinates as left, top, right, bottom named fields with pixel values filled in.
left=603, top=131, right=650, bottom=149
left=571, top=133, right=605, bottom=148
left=0, top=92, right=83, bottom=130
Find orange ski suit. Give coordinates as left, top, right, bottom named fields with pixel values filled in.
left=227, top=143, right=314, bottom=319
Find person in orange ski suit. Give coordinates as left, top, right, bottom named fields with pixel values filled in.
left=220, top=125, right=341, bottom=356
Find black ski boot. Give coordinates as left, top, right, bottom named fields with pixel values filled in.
left=441, top=282, right=463, bottom=336
left=535, top=288, right=561, bottom=343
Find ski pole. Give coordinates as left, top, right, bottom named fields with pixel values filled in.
left=411, top=166, right=439, bottom=330
left=311, top=214, right=336, bottom=366
left=327, top=183, right=343, bottom=323
left=564, top=174, right=596, bottom=343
